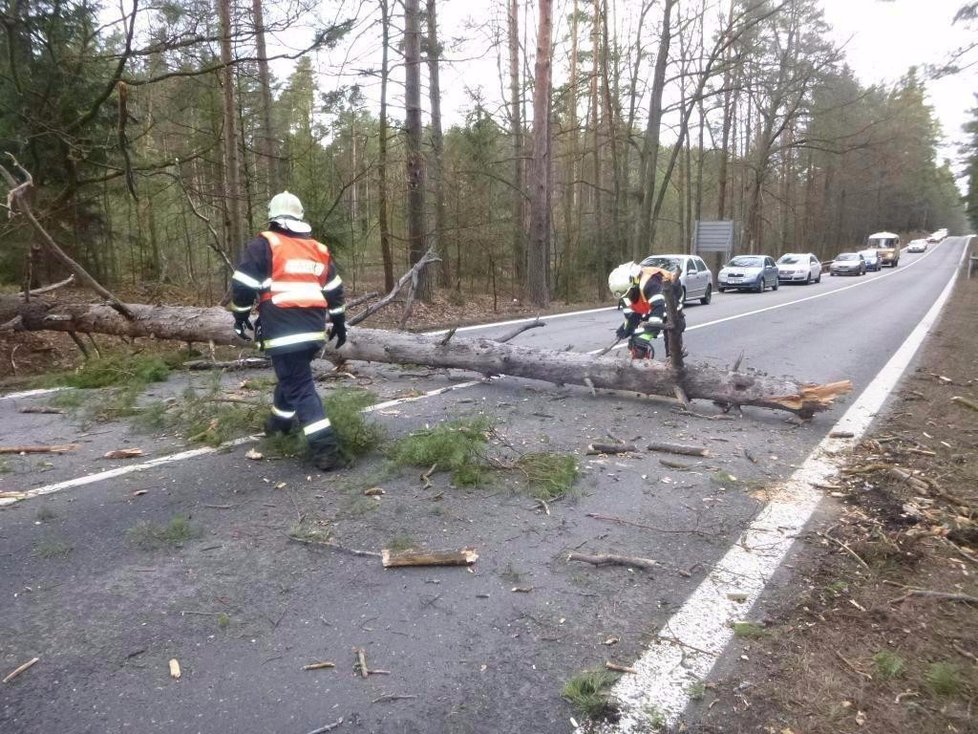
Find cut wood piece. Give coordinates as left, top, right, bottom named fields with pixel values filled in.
left=354, top=647, right=369, bottom=678
left=103, top=448, right=144, bottom=459
left=7, top=300, right=852, bottom=417
left=17, top=406, right=64, bottom=414
left=646, top=441, right=708, bottom=457
left=2, top=656, right=39, bottom=683
left=381, top=547, right=478, bottom=568
left=567, top=552, right=659, bottom=571
left=168, top=659, right=181, bottom=679
left=302, top=662, right=336, bottom=671
left=0, top=444, right=78, bottom=455
left=605, top=661, right=637, bottom=674
left=587, top=442, right=638, bottom=455
left=950, top=395, right=978, bottom=412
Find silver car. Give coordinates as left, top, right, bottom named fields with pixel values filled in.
left=638, top=254, right=715, bottom=305
left=830, top=252, right=866, bottom=276
left=718, top=255, right=779, bottom=293
left=776, top=252, right=821, bottom=284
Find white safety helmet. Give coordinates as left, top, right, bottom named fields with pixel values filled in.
left=268, top=191, right=311, bottom=234
left=608, top=262, right=636, bottom=297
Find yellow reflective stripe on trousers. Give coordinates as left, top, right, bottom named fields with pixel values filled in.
left=261, top=332, right=326, bottom=349
left=303, top=418, right=332, bottom=436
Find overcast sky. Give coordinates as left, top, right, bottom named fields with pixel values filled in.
left=820, top=0, right=976, bottom=169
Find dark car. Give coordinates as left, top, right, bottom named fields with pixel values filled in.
left=830, top=252, right=866, bottom=276
left=858, top=249, right=882, bottom=272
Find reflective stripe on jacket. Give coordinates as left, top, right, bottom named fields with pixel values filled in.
left=258, top=231, right=333, bottom=308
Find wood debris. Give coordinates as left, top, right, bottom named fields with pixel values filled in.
left=2, top=656, right=39, bottom=683
left=605, top=661, right=637, bottom=674
left=381, top=547, right=478, bottom=568
left=950, top=395, right=978, bottom=412
left=0, top=444, right=78, bottom=455
left=17, top=406, right=64, bottom=414
left=168, top=659, right=181, bottom=679
left=103, top=448, right=143, bottom=459
left=302, top=661, right=336, bottom=671
left=245, top=448, right=264, bottom=460
left=586, top=442, right=637, bottom=455
left=567, top=551, right=659, bottom=571
left=647, top=441, right=708, bottom=457
left=305, top=717, right=344, bottom=734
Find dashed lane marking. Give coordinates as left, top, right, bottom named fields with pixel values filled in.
left=0, top=379, right=484, bottom=507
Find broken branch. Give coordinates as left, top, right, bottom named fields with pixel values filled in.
left=567, top=551, right=659, bottom=571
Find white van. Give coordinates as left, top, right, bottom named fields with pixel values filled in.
left=866, top=231, right=901, bottom=268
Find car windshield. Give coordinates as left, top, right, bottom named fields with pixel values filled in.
left=640, top=256, right=682, bottom=273
left=860, top=251, right=877, bottom=259
left=778, top=255, right=801, bottom=264
left=837, top=253, right=858, bottom=260
left=728, top=256, right=763, bottom=267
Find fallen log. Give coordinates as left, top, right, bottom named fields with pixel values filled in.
left=5, top=300, right=852, bottom=416
left=646, top=441, right=708, bottom=457
left=381, top=547, right=479, bottom=568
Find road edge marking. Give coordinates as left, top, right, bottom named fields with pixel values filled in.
left=594, top=238, right=970, bottom=733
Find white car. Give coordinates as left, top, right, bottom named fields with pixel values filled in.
left=907, top=239, right=928, bottom=253
left=608, top=254, right=714, bottom=305
left=776, top=252, right=821, bottom=284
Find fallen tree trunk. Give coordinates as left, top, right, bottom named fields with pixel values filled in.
left=6, top=300, right=851, bottom=416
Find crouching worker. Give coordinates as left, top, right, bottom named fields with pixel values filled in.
left=615, top=264, right=682, bottom=360
left=229, top=191, right=347, bottom=471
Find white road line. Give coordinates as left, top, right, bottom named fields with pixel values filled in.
left=0, top=379, right=485, bottom=507
left=0, top=387, right=68, bottom=401
left=596, top=240, right=970, bottom=733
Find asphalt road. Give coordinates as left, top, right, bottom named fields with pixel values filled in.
left=0, top=236, right=969, bottom=734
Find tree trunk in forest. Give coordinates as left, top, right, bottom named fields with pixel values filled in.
left=6, top=299, right=851, bottom=418
left=426, top=0, right=447, bottom=288
left=526, top=0, right=552, bottom=308
left=377, top=0, right=394, bottom=292
left=252, top=0, right=278, bottom=197
left=633, top=0, right=676, bottom=260
left=404, top=0, right=429, bottom=300
left=508, top=0, right=525, bottom=295
left=218, top=0, right=244, bottom=263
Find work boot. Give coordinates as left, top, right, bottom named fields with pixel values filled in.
left=264, top=414, right=298, bottom=437
left=307, top=429, right=342, bottom=471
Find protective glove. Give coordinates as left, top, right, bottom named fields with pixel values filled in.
left=328, top=312, right=347, bottom=349
left=615, top=324, right=632, bottom=341
left=233, top=312, right=254, bottom=341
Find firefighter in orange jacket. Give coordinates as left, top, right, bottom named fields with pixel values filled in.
left=229, top=191, right=346, bottom=471
left=615, top=264, right=682, bottom=359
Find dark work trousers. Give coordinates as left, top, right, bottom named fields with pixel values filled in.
left=270, top=347, right=326, bottom=435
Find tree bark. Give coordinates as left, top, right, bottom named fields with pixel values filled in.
left=252, top=0, right=278, bottom=197
left=8, top=299, right=850, bottom=418
left=218, top=0, right=244, bottom=263
left=425, top=0, right=447, bottom=288
left=377, top=0, right=394, bottom=292
left=526, top=0, right=553, bottom=308
left=404, top=0, right=429, bottom=300
left=508, top=0, right=525, bottom=295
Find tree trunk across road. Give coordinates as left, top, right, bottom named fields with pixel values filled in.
left=7, top=300, right=851, bottom=417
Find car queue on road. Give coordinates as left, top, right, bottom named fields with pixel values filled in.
left=607, top=230, right=948, bottom=306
